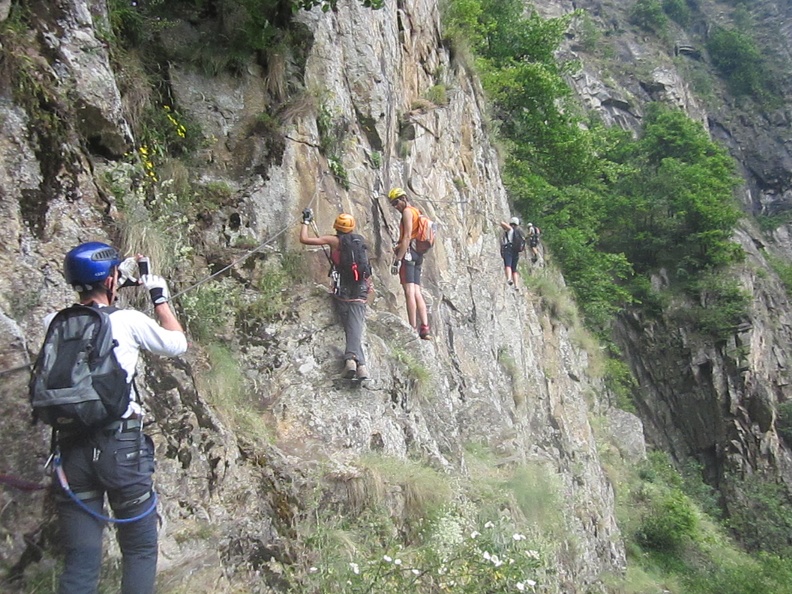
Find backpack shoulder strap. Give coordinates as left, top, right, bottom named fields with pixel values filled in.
left=406, top=206, right=421, bottom=237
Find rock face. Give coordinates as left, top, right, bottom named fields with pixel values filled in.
left=0, top=0, right=631, bottom=591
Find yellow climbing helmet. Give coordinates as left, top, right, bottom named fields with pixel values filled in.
left=333, top=213, right=356, bottom=234
left=388, top=187, right=407, bottom=202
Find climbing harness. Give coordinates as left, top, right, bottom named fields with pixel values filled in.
left=50, top=449, right=158, bottom=524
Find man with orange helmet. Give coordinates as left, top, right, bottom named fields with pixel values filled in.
left=299, top=209, right=372, bottom=379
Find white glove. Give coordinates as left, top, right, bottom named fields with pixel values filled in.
left=141, top=274, right=170, bottom=305
left=117, top=258, right=139, bottom=288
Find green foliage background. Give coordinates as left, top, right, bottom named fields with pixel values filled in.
left=445, top=0, right=744, bottom=340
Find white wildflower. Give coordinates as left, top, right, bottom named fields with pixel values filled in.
left=526, top=550, right=540, bottom=560
left=308, top=567, right=318, bottom=574
left=491, top=554, right=503, bottom=567
left=412, top=569, right=420, bottom=575
left=483, top=551, right=492, bottom=561
left=484, top=521, right=495, bottom=529
left=383, top=555, right=393, bottom=563
left=349, top=562, right=360, bottom=575
left=516, top=583, right=525, bottom=592
left=394, top=559, right=402, bottom=566
left=470, top=530, right=481, bottom=539
left=512, top=533, right=526, bottom=541
left=526, top=579, right=537, bottom=587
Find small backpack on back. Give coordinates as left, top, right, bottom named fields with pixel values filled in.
left=512, top=228, right=526, bottom=253
left=412, top=209, right=437, bottom=254
left=337, top=233, right=372, bottom=289
left=29, top=304, right=130, bottom=432
left=529, top=226, right=540, bottom=248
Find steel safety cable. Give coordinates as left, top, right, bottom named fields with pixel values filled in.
left=168, top=174, right=328, bottom=302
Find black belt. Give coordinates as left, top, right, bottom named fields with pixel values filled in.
left=55, top=418, right=143, bottom=446
left=102, top=418, right=142, bottom=434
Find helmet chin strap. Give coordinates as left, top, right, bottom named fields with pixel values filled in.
left=104, top=269, right=119, bottom=304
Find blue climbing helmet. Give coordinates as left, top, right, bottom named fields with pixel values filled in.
left=63, top=242, right=121, bottom=290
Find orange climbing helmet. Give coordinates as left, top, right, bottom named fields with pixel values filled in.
left=333, top=213, right=355, bottom=234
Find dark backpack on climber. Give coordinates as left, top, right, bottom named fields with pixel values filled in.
left=337, top=232, right=372, bottom=296
left=29, top=304, right=131, bottom=432
left=511, top=228, right=526, bottom=253
left=502, top=227, right=525, bottom=255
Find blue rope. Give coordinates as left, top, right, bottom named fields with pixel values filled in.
left=54, top=455, right=158, bottom=524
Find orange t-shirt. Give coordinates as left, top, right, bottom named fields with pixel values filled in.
left=401, top=205, right=421, bottom=241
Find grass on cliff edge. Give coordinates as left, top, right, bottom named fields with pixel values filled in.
left=282, top=449, right=566, bottom=592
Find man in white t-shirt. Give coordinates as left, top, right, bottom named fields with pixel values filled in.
left=46, top=241, right=187, bottom=594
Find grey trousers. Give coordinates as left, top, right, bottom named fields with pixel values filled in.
left=55, top=428, right=158, bottom=594
left=335, top=299, right=367, bottom=366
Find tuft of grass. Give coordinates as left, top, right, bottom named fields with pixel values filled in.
left=391, top=346, right=432, bottom=400
left=358, top=455, right=453, bottom=520
left=496, top=346, right=527, bottom=407
left=195, top=343, right=270, bottom=442
left=504, top=465, right=564, bottom=535
left=424, top=84, right=448, bottom=106
left=522, top=267, right=579, bottom=325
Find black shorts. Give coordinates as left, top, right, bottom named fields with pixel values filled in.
left=399, top=248, right=424, bottom=285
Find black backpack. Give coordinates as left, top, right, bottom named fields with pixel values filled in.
left=506, top=228, right=526, bottom=253
left=337, top=233, right=372, bottom=289
left=29, top=304, right=131, bottom=432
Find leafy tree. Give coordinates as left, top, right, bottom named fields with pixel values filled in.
left=630, top=0, right=668, bottom=32
left=662, top=0, right=691, bottom=27
left=706, top=27, right=772, bottom=99
left=603, top=105, right=742, bottom=274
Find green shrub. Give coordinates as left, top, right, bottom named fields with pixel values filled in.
left=725, top=474, right=792, bottom=555
left=776, top=401, right=792, bottom=443
left=638, top=488, right=697, bottom=552
left=630, top=0, right=668, bottom=32
left=107, top=0, right=170, bottom=47
left=179, top=277, right=239, bottom=341
left=680, top=272, right=750, bottom=339
left=604, top=357, right=637, bottom=412
left=238, top=264, right=289, bottom=324
left=706, top=28, right=775, bottom=100
left=766, top=251, right=792, bottom=297
left=196, top=343, right=271, bottom=442
left=662, top=0, right=690, bottom=27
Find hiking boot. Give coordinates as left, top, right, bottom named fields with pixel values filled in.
left=356, top=364, right=369, bottom=380
left=344, top=359, right=357, bottom=378
left=531, top=255, right=538, bottom=263
left=419, top=324, right=432, bottom=340
left=507, top=280, right=513, bottom=286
